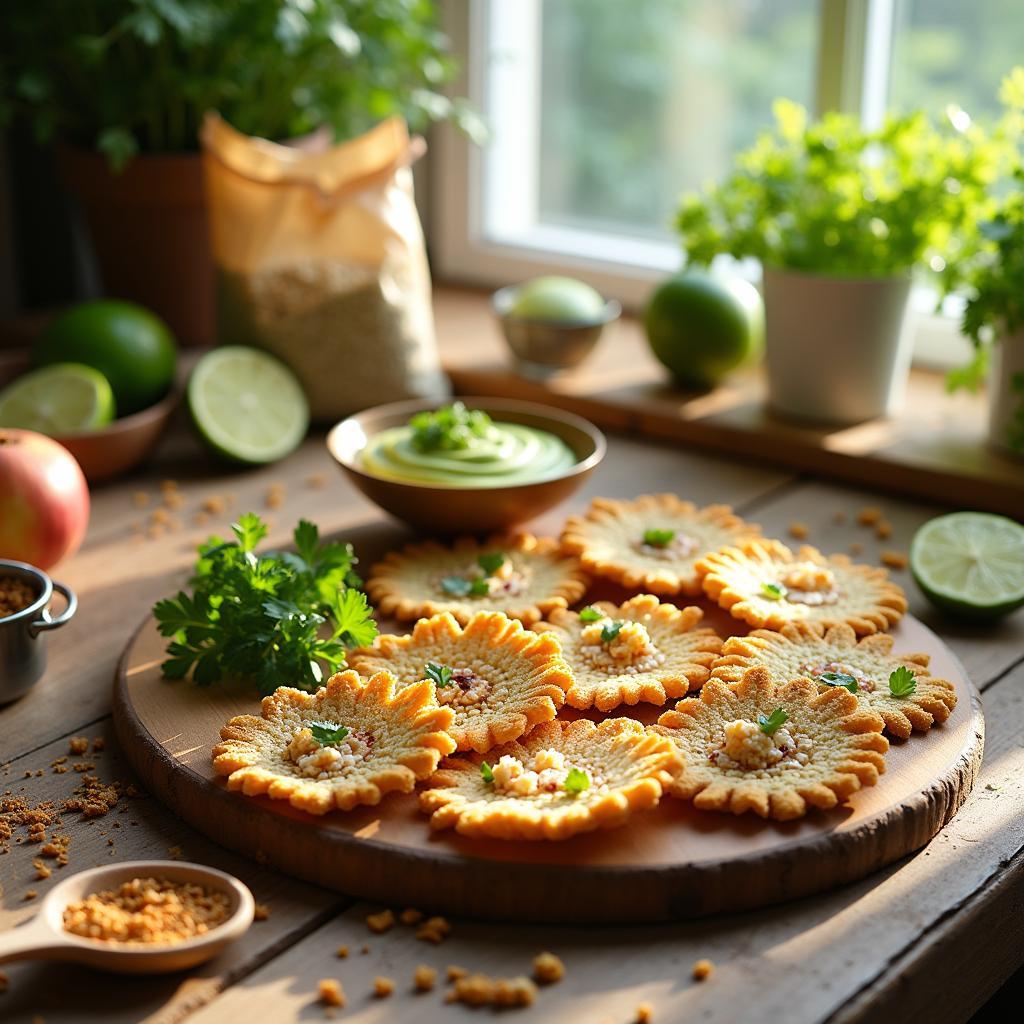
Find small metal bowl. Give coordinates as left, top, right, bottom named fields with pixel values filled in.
left=0, top=560, right=77, bottom=704
left=492, top=286, right=621, bottom=380
left=326, top=396, right=606, bottom=535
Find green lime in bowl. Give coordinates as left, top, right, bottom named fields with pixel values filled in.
left=910, top=511, right=1024, bottom=621
left=0, top=363, right=116, bottom=433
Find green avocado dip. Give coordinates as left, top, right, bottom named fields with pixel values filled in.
left=360, top=402, right=576, bottom=488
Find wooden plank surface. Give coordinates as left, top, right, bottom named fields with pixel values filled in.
left=434, top=288, right=1024, bottom=517
left=178, top=663, right=1020, bottom=1024
left=0, top=286, right=1022, bottom=1022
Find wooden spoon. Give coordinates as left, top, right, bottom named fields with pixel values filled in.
left=0, top=860, right=254, bottom=974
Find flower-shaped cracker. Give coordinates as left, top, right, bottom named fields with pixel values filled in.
left=533, top=594, right=722, bottom=712
left=560, top=493, right=759, bottom=595
left=419, top=719, right=679, bottom=841
left=212, top=670, right=455, bottom=815
left=698, top=539, right=907, bottom=635
left=348, top=611, right=571, bottom=753
left=365, top=534, right=587, bottom=626
left=710, top=622, right=957, bottom=740
left=650, top=667, right=888, bottom=820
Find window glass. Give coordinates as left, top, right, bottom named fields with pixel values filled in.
left=536, top=0, right=817, bottom=241
left=888, top=0, right=1024, bottom=121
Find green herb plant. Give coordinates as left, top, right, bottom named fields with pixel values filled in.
left=948, top=71, right=1024, bottom=412
left=425, top=662, right=454, bottom=688
left=310, top=723, right=349, bottom=745
left=480, top=761, right=494, bottom=784
left=563, top=767, right=590, bottom=795
left=153, top=513, right=377, bottom=694
left=758, top=708, right=789, bottom=736
left=761, top=582, right=787, bottom=601
left=578, top=606, right=602, bottom=623
left=888, top=666, right=917, bottom=698
left=643, top=528, right=676, bottom=547
left=819, top=672, right=859, bottom=693
left=409, top=402, right=497, bottom=454
left=600, top=621, right=624, bottom=644
left=675, top=98, right=1002, bottom=279
left=1, top=0, right=483, bottom=171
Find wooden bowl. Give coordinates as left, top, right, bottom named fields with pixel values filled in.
left=54, top=390, right=178, bottom=484
left=327, top=396, right=606, bottom=534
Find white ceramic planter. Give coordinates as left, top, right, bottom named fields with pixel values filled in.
left=988, top=329, right=1024, bottom=458
left=762, top=266, right=913, bottom=425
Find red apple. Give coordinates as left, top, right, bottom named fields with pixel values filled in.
left=0, top=429, right=90, bottom=570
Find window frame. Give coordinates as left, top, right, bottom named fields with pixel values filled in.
left=430, top=0, right=972, bottom=367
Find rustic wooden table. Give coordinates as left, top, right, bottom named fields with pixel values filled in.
left=1, top=291, right=1022, bottom=1024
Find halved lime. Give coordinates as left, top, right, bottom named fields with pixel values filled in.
left=0, top=362, right=116, bottom=434
left=188, top=346, right=309, bottom=464
left=910, top=512, right=1024, bottom=621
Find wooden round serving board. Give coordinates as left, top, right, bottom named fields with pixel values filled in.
left=113, top=608, right=983, bottom=924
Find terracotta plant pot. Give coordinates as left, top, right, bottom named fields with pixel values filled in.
left=988, top=329, right=1024, bottom=458
left=58, top=146, right=214, bottom=346
left=762, top=266, right=913, bottom=426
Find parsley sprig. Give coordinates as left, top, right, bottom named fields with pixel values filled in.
left=425, top=662, right=454, bottom=687
left=563, top=767, right=590, bottom=794
left=761, top=582, right=787, bottom=601
left=600, top=621, right=624, bottom=644
left=477, top=551, right=506, bottom=574
left=409, top=402, right=496, bottom=453
left=820, top=671, right=859, bottom=693
left=888, top=666, right=917, bottom=698
left=643, top=528, right=676, bottom=548
left=758, top=709, right=789, bottom=735
left=480, top=761, right=494, bottom=783
left=153, top=514, right=377, bottom=695
left=310, top=723, right=349, bottom=745
left=578, top=606, right=602, bottom=623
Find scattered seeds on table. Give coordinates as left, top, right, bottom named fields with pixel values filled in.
left=692, top=958, right=715, bottom=981
left=788, top=522, right=810, bottom=540
left=366, top=908, right=395, bottom=933
left=857, top=506, right=883, bottom=526
left=533, top=951, right=565, bottom=984
left=400, top=907, right=424, bottom=925
left=881, top=550, right=908, bottom=570
left=373, top=976, right=395, bottom=998
left=317, top=979, right=345, bottom=1008
left=413, top=965, right=437, bottom=992
left=336, top=945, right=349, bottom=959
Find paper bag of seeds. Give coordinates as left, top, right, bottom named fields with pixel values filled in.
left=201, top=113, right=448, bottom=421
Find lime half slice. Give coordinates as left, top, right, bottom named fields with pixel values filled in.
left=910, top=512, right=1024, bottom=621
left=188, top=346, right=309, bottom=464
left=0, top=362, right=116, bottom=434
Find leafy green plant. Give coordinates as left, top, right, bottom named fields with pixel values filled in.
left=946, top=70, right=1024, bottom=395
left=153, top=513, right=377, bottom=694
left=0, top=0, right=481, bottom=170
left=675, top=98, right=1002, bottom=278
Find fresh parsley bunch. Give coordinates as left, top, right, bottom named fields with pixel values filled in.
left=153, top=513, right=377, bottom=695
left=409, top=402, right=497, bottom=453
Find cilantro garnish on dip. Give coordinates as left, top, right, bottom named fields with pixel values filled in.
left=360, top=401, right=576, bottom=487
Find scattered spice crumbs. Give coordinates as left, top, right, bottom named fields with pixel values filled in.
left=336, top=945, right=349, bottom=959
left=446, top=974, right=537, bottom=1008
left=266, top=483, right=286, bottom=509
left=635, top=1002, right=654, bottom=1023
left=32, top=858, right=51, bottom=880
left=366, top=908, right=395, bottom=933
left=833, top=511, right=847, bottom=525
left=416, top=915, right=451, bottom=943
left=167, top=845, right=183, bottom=860
left=253, top=903, right=269, bottom=921
left=361, top=943, right=370, bottom=954
left=132, top=491, right=150, bottom=509
left=373, top=976, right=395, bottom=998
left=68, top=738, right=89, bottom=756
left=414, top=965, right=437, bottom=992
left=875, top=520, right=893, bottom=539
left=307, top=473, right=328, bottom=490
left=446, top=965, right=468, bottom=982
left=881, top=550, right=908, bottom=570
left=23, top=889, right=38, bottom=900
left=692, top=958, right=715, bottom=981
left=400, top=907, right=424, bottom=925
left=92, top=738, right=105, bottom=753
left=533, top=951, right=565, bottom=984
left=787, top=522, right=810, bottom=540
left=857, top=506, right=883, bottom=526
left=849, top=542, right=864, bottom=555
left=317, top=979, right=345, bottom=1008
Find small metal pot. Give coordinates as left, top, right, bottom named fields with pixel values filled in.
left=0, top=560, right=77, bottom=703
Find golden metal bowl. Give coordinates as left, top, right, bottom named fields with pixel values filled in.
left=326, top=396, right=606, bottom=535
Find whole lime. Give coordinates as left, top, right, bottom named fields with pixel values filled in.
left=508, top=276, right=606, bottom=323
left=33, top=300, right=177, bottom=415
left=645, top=272, right=763, bottom=388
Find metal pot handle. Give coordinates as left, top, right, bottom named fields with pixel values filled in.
left=29, top=581, right=77, bottom=637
